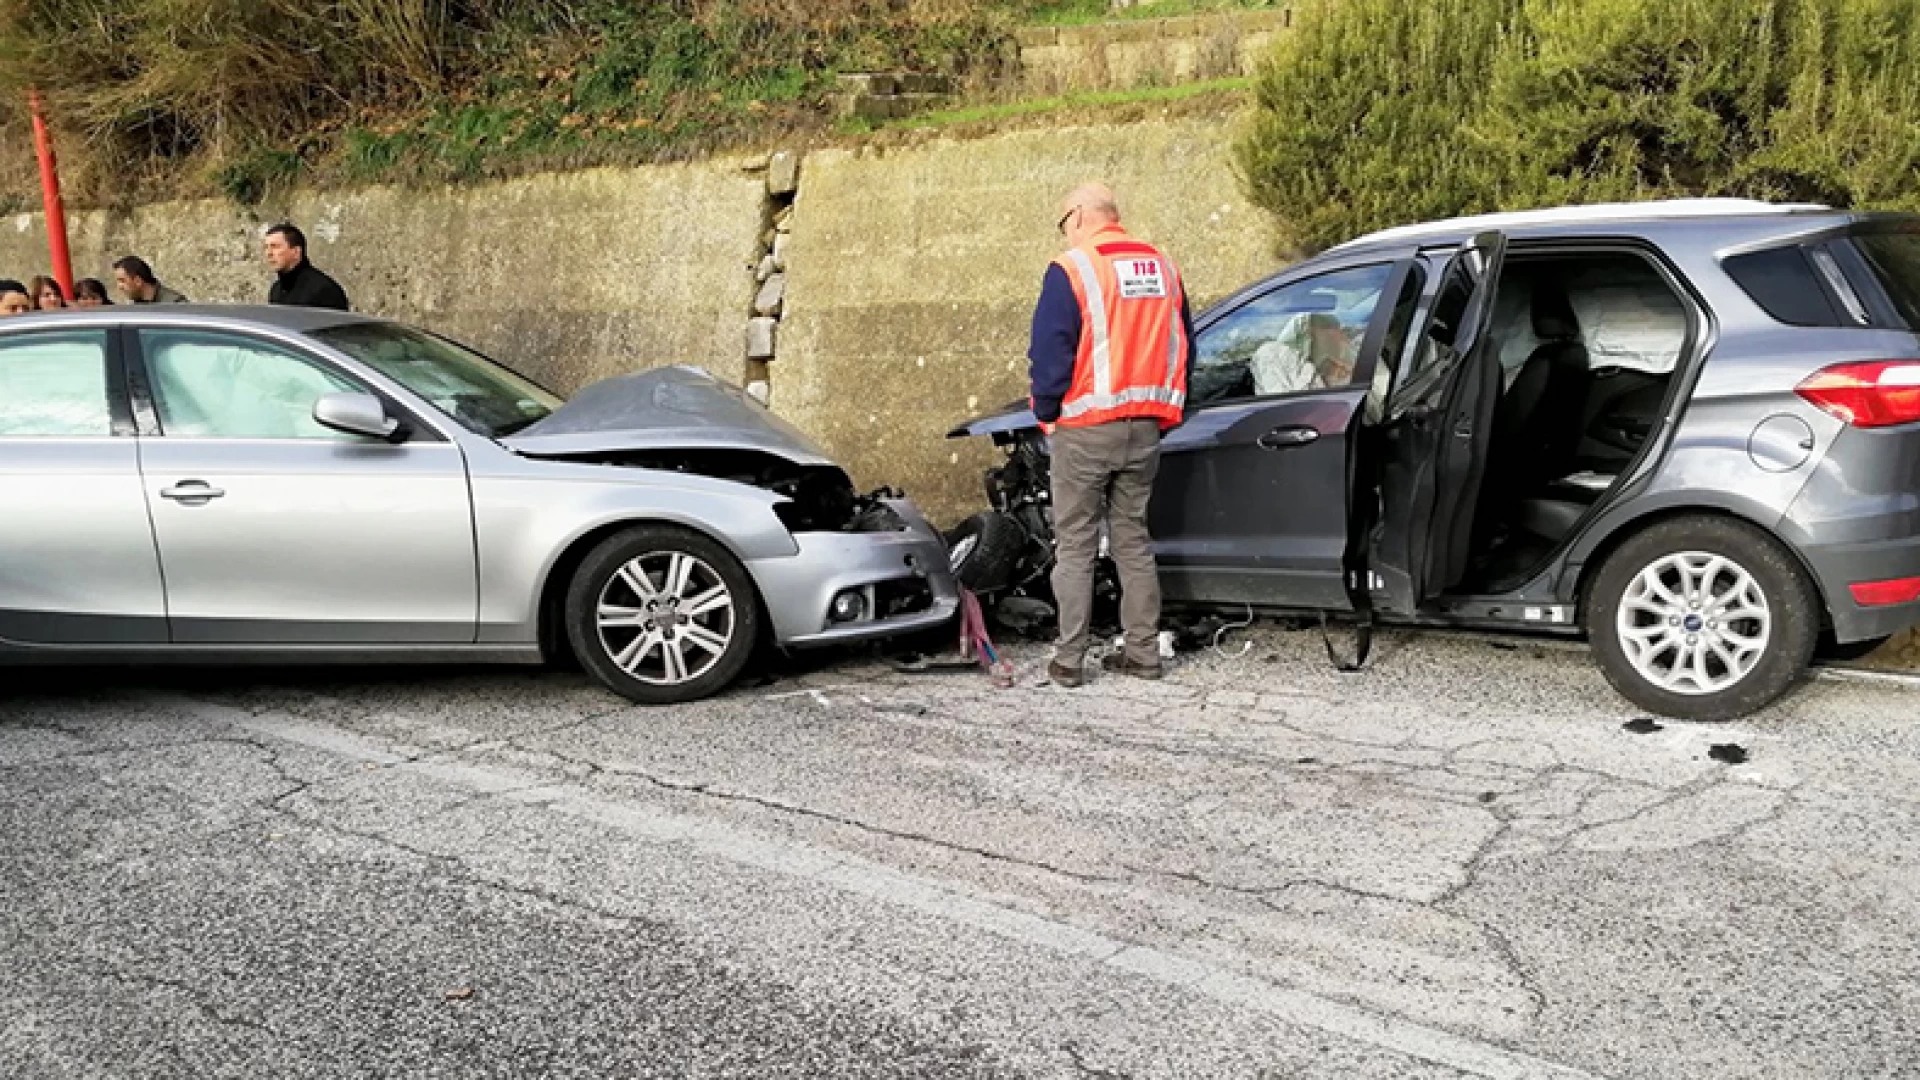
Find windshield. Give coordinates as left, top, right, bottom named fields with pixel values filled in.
left=1853, top=231, right=1920, bottom=329
left=311, top=323, right=562, bottom=437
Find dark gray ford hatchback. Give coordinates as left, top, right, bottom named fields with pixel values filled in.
left=949, top=199, right=1920, bottom=720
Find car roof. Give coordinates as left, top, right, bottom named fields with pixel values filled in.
left=1325, top=198, right=1857, bottom=256
left=0, top=304, right=383, bottom=335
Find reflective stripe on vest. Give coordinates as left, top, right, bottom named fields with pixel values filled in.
left=1059, top=384, right=1185, bottom=420
left=1063, top=247, right=1112, bottom=397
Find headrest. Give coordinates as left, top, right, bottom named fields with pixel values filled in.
left=1531, top=284, right=1581, bottom=341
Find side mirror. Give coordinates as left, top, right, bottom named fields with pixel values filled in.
left=314, top=392, right=401, bottom=441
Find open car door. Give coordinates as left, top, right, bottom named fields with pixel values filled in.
left=1369, top=231, right=1508, bottom=615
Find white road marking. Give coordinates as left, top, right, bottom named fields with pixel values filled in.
left=191, top=698, right=1604, bottom=1080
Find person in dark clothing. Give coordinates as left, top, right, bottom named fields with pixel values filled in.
left=113, top=257, right=187, bottom=303
left=264, top=223, right=350, bottom=311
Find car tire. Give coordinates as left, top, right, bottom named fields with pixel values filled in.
left=944, top=512, right=1027, bottom=593
left=1586, top=515, right=1817, bottom=722
left=565, top=524, right=762, bottom=705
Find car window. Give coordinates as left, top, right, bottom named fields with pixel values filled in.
left=1724, top=246, right=1844, bottom=327
left=0, top=332, right=112, bottom=437
left=1850, top=232, right=1920, bottom=328
left=143, top=331, right=363, bottom=439
left=311, top=323, right=559, bottom=438
left=1189, top=264, right=1393, bottom=407
left=1364, top=267, right=1426, bottom=425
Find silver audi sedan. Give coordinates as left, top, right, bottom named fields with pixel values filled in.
left=0, top=306, right=957, bottom=703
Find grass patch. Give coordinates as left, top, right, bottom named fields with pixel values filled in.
left=841, top=76, right=1251, bottom=134
left=1023, top=0, right=1281, bottom=26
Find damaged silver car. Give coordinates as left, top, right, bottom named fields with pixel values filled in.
left=0, top=306, right=956, bottom=704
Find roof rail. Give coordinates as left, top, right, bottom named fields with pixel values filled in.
left=1328, top=198, right=1832, bottom=252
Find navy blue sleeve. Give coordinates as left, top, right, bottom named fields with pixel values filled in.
left=1027, top=264, right=1081, bottom=424
left=1177, top=289, right=1195, bottom=399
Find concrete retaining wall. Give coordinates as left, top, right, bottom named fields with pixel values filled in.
left=0, top=118, right=1270, bottom=523
left=0, top=162, right=767, bottom=393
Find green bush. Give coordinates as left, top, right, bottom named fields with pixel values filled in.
left=1238, top=0, right=1920, bottom=253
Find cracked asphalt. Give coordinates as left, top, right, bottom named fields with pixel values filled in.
left=4, top=626, right=1919, bottom=1079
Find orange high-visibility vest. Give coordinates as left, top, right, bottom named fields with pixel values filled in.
left=1053, top=226, right=1189, bottom=430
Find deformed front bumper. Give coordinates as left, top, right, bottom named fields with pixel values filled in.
left=748, top=498, right=959, bottom=647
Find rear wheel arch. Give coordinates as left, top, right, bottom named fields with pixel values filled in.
left=1570, top=503, right=1831, bottom=629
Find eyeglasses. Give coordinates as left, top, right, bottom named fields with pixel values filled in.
left=1056, top=206, right=1078, bottom=235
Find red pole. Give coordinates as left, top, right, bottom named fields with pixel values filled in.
left=28, top=89, right=74, bottom=302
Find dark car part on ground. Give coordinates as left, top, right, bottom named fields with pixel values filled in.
left=943, top=429, right=1122, bottom=643
left=944, top=512, right=1030, bottom=593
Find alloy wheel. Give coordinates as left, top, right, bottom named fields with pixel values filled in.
left=595, top=551, right=736, bottom=686
left=1615, top=551, right=1772, bottom=696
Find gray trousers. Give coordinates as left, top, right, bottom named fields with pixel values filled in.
left=1049, top=417, right=1163, bottom=668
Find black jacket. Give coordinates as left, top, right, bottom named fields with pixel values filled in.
left=269, top=260, right=350, bottom=311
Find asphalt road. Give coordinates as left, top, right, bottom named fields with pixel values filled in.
left=4, top=626, right=1918, bottom=1079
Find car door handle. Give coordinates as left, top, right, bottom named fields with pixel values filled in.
left=160, top=481, right=226, bottom=504
left=1257, top=426, right=1321, bottom=450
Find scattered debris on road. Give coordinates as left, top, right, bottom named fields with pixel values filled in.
left=1709, top=743, right=1751, bottom=765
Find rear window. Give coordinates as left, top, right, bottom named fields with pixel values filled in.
left=1852, top=232, right=1920, bottom=328
left=1723, top=246, right=1843, bottom=326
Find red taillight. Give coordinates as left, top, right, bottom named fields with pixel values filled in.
left=1795, top=361, right=1920, bottom=428
left=1850, top=577, right=1920, bottom=607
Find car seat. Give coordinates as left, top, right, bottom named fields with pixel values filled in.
left=1495, top=283, right=1589, bottom=483
left=1483, top=283, right=1596, bottom=542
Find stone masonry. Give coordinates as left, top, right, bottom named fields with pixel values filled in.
left=1017, top=8, right=1292, bottom=95
left=741, top=149, right=800, bottom=405
left=835, top=73, right=956, bottom=123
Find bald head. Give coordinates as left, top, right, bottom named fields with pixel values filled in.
left=1059, top=182, right=1120, bottom=247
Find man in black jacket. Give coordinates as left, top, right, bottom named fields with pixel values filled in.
left=264, top=223, right=350, bottom=311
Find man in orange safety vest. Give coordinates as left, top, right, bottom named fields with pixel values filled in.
left=1027, top=181, right=1193, bottom=687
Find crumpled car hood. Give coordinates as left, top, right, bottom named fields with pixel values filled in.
left=946, top=400, right=1038, bottom=439
left=503, top=365, right=834, bottom=466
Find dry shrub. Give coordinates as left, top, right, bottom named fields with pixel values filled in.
left=0, top=0, right=479, bottom=171
left=0, top=0, right=1032, bottom=199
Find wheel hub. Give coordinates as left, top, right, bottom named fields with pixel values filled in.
left=1616, top=551, right=1772, bottom=697
left=595, top=551, right=736, bottom=687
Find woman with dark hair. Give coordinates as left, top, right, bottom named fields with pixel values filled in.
left=72, top=278, right=112, bottom=307
left=27, top=275, right=66, bottom=310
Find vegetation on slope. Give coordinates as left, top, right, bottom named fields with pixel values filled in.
left=1237, top=0, right=1920, bottom=252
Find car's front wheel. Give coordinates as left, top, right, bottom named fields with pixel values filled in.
left=1586, top=516, right=1817, bottom=721
left=565, top=525, right=761, bottom=705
